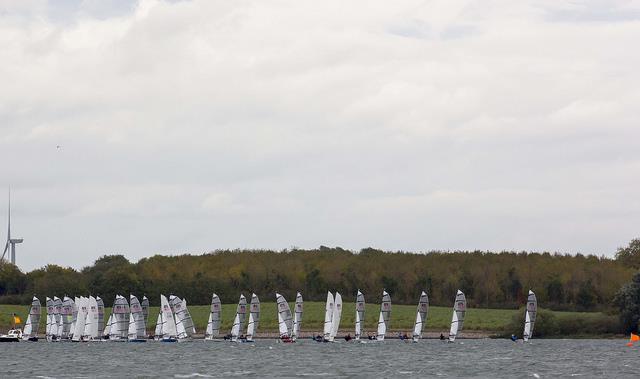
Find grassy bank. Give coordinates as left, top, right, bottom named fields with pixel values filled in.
left=0, top=302, right=618, bottom=337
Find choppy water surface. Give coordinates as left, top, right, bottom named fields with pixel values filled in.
left=0, top=339, right=636, bottom=378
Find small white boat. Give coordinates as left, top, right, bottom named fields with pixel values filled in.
left=230, top=294, right=247, bottom=342
left=45, top=297, right=55, bottom=341
left=321, top=292, right=334, bottom=342
left=355, top=290, right=365, bottom=341
left=376, top=290, right=391, bottom=341
left=141, top=296, right=149, bottom=330
left=82, top=296, right=100, bottom=341
left=523, top=290, right=537, bottom=342
left=329, top=292, right=342, bottom=342
left=109, top=295, right=130, bottom=341
left=60, top=296, right=74, bottom=340
left=448, top=290, right=466, bottom=342
left=292, top=292, right=303, bottom=342
left=412, top=291, right=429, bottom=342
left=276, top=293, right=294, bottom=342
left=96, top=296, right=105, bottom=338
left=245, top=293, right=260, bottom=342
left=22, top=296, right=41, bottom=342
left=205, top=293, right=222, bottom=341
left=159, top=294, right=178, bottom=342
left=128, top=294, right=147, bottom=342
left=72, top=297, right=88, bottom=342
left=0, top=328, right=22, bottom=342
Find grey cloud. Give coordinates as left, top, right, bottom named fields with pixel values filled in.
left=1, top=0, right=639, bottom=270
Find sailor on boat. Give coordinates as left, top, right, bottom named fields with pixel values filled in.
left=344, top=333, right=352, bottom=342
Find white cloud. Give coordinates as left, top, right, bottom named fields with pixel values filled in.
left=1, top=0, right=640, bottom=269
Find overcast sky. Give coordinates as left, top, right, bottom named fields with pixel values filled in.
left=1, top=0, right=639, bottom=271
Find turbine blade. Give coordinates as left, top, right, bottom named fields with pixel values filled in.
left=1, top=240, right=8, bottom=261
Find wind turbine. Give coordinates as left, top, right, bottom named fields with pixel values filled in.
left=2, top=190, right=22, bottom=265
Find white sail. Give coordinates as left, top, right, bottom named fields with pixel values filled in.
left=129, top=294, right=146, bottom=340
left=276, top=293, right=293, bottom=338
left=52, top=296, right=61, bottom=339
left=448, top=290, right=466, bottom=342
left=523, top=290, right=537, bottom=342
left=246, top=293, right=260, bottom=341
left=61, top=296, right=74, bottom=339
left=292, top=292, right=303, bottom=341
left=72, top=297, right=88, bottom=342
left=376, top=290, right=391, bottom=341
left=104, top=314, right=113, bottom=338
left=141, top=296, right=149, bottom=329
left=170, top=296, right=196, bottom=339
left=22, top=315, right=32, bottom=340
left=45, top=297, right=54, bottom=340
left=355, top=290, right=365, bottom=340
left=412, top=291, right=429, bottom=342
left=82, top=296, right=99, bottom=340
left=160, top=294, right=178, bottom=339
left=322, top=292, right=334, bottom=340
left=205, top=293, right=221, bottom=339
left=154, top=311, right=162, bottom=340
left=109, top=295, right=130, bottom=340
left=70, top=296, right=78, bottom=338
left=329, top=292, right=342, bottom=341
left=96, top=297, right=105, bottom=337
left=230, top=294, right=247, bottom=341
left=22, top=296, right=40, bottom=340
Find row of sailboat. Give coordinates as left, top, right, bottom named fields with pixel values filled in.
left=4, top=289, right=537, bottom=343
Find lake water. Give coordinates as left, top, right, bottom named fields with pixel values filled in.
left=0, top=339, right=636, bottom=378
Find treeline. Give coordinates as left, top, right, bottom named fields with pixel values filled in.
left=0, top=246, right=634, bottom=312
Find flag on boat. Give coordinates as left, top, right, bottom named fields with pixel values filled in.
left=13, top=314, right=21, bottom=324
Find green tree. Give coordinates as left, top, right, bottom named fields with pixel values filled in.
left=613, top=272, right=640, bottom=334
left=615, top=239, right=640, bottom=269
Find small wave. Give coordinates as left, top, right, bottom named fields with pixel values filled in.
left=298, top=373, right=332, bottom=377
left=532, top=374, right=540, bottom=378
left=398, top=371, right=414, bottom=374
left=220, top=371, right=255, bottom=376
left=174, top=374, right=213, bottom=378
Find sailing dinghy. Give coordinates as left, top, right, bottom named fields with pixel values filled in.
left=412, top=291, right=429, bottom=342
left=170, top=295, right=196, bottom=341
left=160, top=294, right=178, bottom=342
left=292, top=292, right=303, bottom=342
left=523, top=290, right=537, bottom=342
left=60, top=296, right=74, bottom=341
left=96, top=297, right=105, bottom=338
left=154, top=310, right=162, bottom=341
left=128, top=295, right=147, bottom=342
left=109, top=295, right=130, bottom=341
left=329, top=292, right=343, bottom=342
left=321, top=292, right=334, bottom=342
left=276, top=293, right=294, bottom=342
left=45, top=297, right=55, bottom=341
left=70, top=297, right=78, bottom=340
left=22, top=296, right=41, bottom=341
left=229, top=294, right=247, bottom=342
left=53, top=296, right=62, bottom=341
left=448, top=290, right=466, bottom=342
left=376, top=290, right=391, bottom=341
left=205, top=293, right=222, bottom=341
left=355, top=290, right=365, bottom=341
left=141, top=296, right=149, bottom=329
left=245, top=293, right=260, bottom=342
left=72, top=297, right=88, bottom=342
left=82, top=296, right=100, bottom=341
